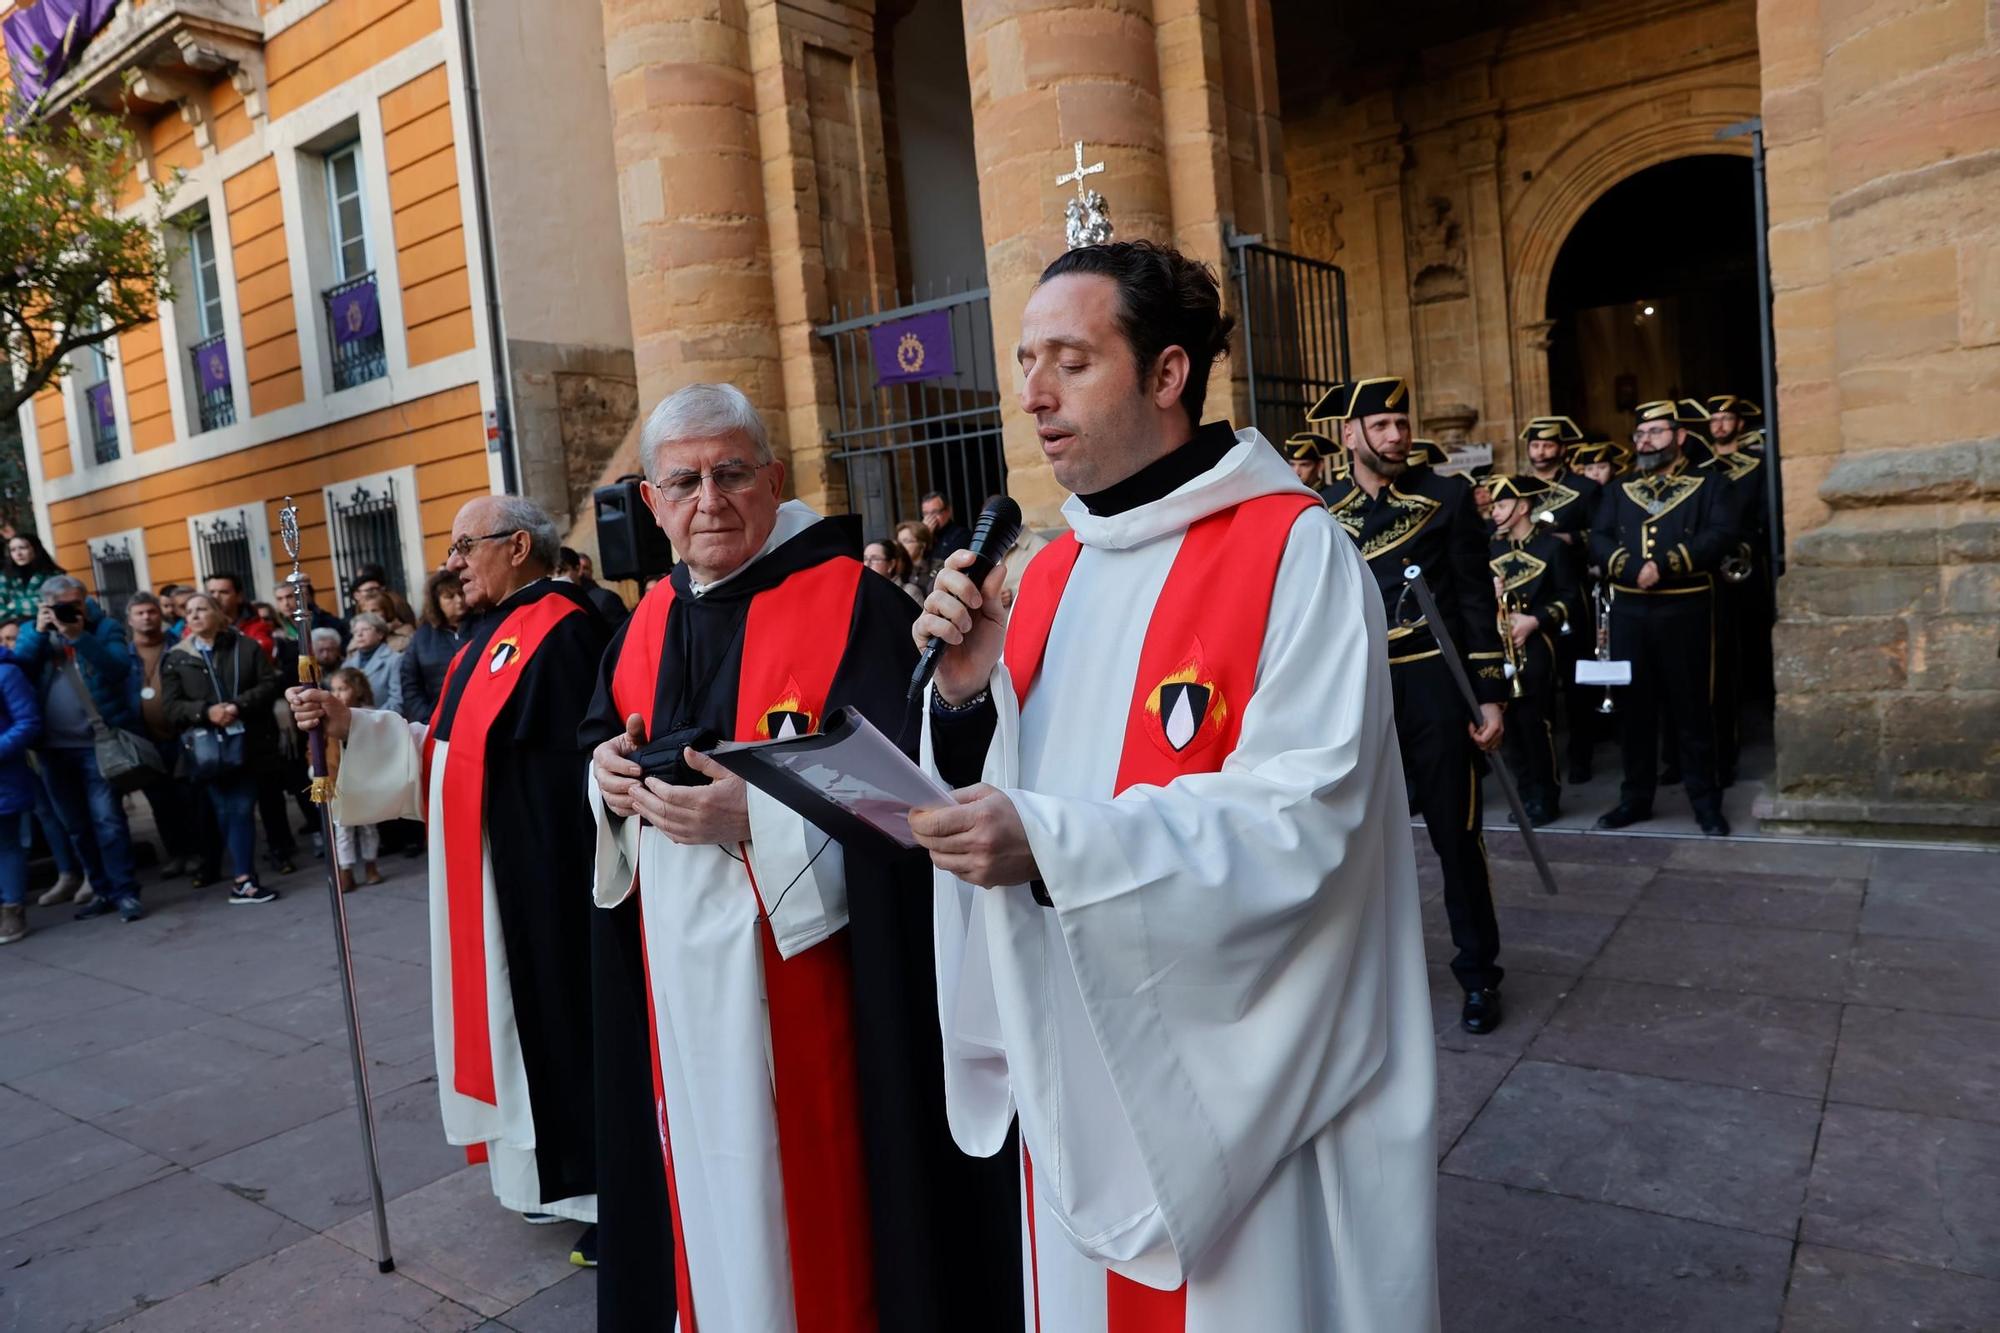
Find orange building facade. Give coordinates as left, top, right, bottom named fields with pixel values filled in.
left=9, top=0, right=635, bottom=612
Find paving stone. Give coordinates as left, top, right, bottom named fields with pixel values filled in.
left=325, top=1166, right=581, bottom=1318
left=1488, top=856, right=1653, bottom=914
left=0, top=1120, right=178, bottom=1239
left=1593, top=916, right=1850, bottom=1001
left=0, top=965, right=149, bottom=1038
left=1434, top=1046, right=1515, bottom=1156
left=1666, top=838, right=1874, bottom=879
left=1847, top=933, right=1987, bottom=1017
left=1805, top=1104, right=2000, bottom=1280
left=1489, top=828, right=1681, bottom=866
left=0, top=1082, right=77, bottom=1148
left=248, top=956, right=432, bottom=1046
left=10, top=1022, right=300, bottom=1120
left=1830, top=1005, right=2000, bottom=1125
left=1444, top=1060, right=1820, bottom=1236
left=0, top=993, right=214, bottom=1083
left=495, top=1270, right=597, bottom=1333
left=1430, top=966, right=1573, bottom=1056
left=1780, top=1244, right=2000, bottom=1332
left=1438, top=1176, right=1791, bottom=1333
left=1632, top=870, right=1864, bottom=932
left=1868, top=844, right=2000, bottom=886
left=0, top=1170, right=309, bottom=1331
left=1530, top=977, right=1840, bottom=1098
left=1860, top=878, right=2000, bottom=945
left=99, top=1042, right=359, bottom=1167
left=195, top=1078, right=465, bottom=1231
left=101, top=1233, right=485, bottom=1333
left=1425, top=900, right=1619, bottom=982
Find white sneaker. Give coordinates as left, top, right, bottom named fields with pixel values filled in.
left=36, top=873, right=83, bottom=907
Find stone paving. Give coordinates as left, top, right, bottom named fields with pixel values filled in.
left=1, top=824, right=1996, bottom=1330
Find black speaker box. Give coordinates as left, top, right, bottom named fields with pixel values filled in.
left=593, top=478, right=673, bottom=584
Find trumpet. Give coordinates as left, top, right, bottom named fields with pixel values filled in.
left=1720, top=541, right=1755, bottom=584
left=1593, top=580, right=1616, bottom=716
left=1497, top=585, right=1526, bottom=700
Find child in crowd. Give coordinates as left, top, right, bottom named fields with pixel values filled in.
left=327, top=668, right=383, bottom=892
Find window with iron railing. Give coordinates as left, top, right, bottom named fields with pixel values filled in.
left=90, top=537, right=138, bottom=622
left=329, top=477, right=408, bottom=604
left=86, top=379, right=117, bottom=464
left=190, top=333, right=235, bottom=432
left=192, top=512, right=258, bottom=601
left=323, top=272, right=385, bottom=390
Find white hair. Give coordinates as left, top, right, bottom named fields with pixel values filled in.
left=311, top=627, right=342, bottom=650
left=640, top=383, right=772, bottom=481
left=350, top=611, right=390, bottom=637
left=39, top=574, right=85, bottom=601
left=478, top=495, right=561, bottom=569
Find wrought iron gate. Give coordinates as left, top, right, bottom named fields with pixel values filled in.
left=89, top=537, right=138, bottom=621
left=328, top=478, right=409, bottom=602
left=815, top=287, right=1007, bottom=544
left=1228, top=234, right=1351, bottom=445
left=192, top=511, right=258, bottom=598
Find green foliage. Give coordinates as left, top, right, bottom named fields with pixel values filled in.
left=0, top=102, right=176, bottom=421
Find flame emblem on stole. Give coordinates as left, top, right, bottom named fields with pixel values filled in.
left=1144, top=641, right=1227, bottom=755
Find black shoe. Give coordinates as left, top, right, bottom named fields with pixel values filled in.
left=1596, top=802, right=1653, bottom=830
left=569, top=1224, right=598, bottom=1268
left=227, top=881, right=278, bottom=905
left=521, top=1212, right=561, bottom=1225
left=1461, top=989, right=1503, bottom=1034
left=117, top=896, right=146, bottom=923
left=1696, top=808, right=1732, bottom=837
left=267, top=855, right=297, bottom=876
left=74, top=896, right=117, bottom=920
left=1659, top=766, right=1683, bottom=786
left=1523, top=798, right=1560, bottom=827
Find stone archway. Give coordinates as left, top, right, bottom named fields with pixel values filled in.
left=1504, top=86, right=1758, bottom=428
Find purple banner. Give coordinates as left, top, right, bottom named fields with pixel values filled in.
left=328, top=278, right=381, bottom=345
left=196, top=340, right=232, bottom=394
left=86, top=379, right=113, bottom=432
left=3, top=0, right=117, bottom=110
left=870, top=309, right=955, bottom=386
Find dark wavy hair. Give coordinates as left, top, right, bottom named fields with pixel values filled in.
left=1037, top=240, right=1235, bottom=428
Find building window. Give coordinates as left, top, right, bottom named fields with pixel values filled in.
left=191, top=509, right=262, bottom=600
left=321, top=141, right=384, bottom=391
left=88, top=535, right=138, bottom=621
left=187, top=218, right=235, bottom=433
left=84, top=341, right=117, bottom=465
left=327, top=474, right=410, bottom=605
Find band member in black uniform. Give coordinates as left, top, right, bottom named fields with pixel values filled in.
left=1314, top=376, right=1510, bottom=1034
left=1281, top=432, right=1323, bottom=489
left=1699, top=394, right=1773, bottom=786
left=1519, top=417, right=1603, bottom=782
left=1487, top=475, right=1579, bottom=825
left=1591, top=400, right=1736, bottom=836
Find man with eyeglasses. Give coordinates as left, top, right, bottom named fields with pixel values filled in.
left=581, top=382, right=1019, bottom=1331
left=1590, top=400, right=1736, bottom=835
left=287, top=494, right=613, bottom=1251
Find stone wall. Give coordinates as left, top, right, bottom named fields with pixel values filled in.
left=1282, top=0, right=1760, bottom=462
left=1755, top=0, right=2000, bottom=839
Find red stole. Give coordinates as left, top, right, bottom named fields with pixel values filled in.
left=1002, top=491, right=1315, bottom=1333
left=419, top=590, right=585, bottom=1107
left=613, top=557, right=879, bottom=1333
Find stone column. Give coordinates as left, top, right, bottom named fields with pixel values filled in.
left=599, top=0, right=789, bottom=458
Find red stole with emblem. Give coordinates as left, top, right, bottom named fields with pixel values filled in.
left=609, top=556, right=878, bottom=1333
left=1001, top=490, right=1315, bottom=1333
left=419, top=591, right=585, bottom=1108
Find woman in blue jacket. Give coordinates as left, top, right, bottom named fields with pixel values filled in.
left=0, top=642, right=44, bottom=943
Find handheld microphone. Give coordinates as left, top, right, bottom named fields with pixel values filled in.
left=907, top=496, right=1024, bottom=703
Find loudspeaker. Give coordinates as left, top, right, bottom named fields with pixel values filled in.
left=593, top=478, right=673, bottom=584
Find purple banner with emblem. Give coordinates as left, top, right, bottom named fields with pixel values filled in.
left=328, top=278, right=381, bottom=345
left=196, top=339, right=232, bottom=394
left=3, top=0, right=117, bottom=109
left=86, top=379, right=113, bottom=431
left=869, top=309, right=955, bottom=386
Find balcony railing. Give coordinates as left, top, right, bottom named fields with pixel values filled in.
left=189, top=333, right=235, bottom=432
left=86, top=381, right=118, bottom=464
left=322, top=273, right=386, bottom=391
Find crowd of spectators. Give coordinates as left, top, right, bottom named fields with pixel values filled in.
left=865, top=490, right=1047, bottom=612
left=0, top=537, right=490, bottom=944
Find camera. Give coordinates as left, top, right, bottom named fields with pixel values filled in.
left=634, top=726, right=720, bottom=787
left=50, top=602, right=83, bottom=626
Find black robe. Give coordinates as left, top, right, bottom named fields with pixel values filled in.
left=430, top=577, right=611, bottom=1209
left=579, top=516, right=1021, bottom=1333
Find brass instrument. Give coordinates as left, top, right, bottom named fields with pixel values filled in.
left=1497, top=585, right=1526, bottom=700
left=1720, top=541, right=1755, bottom=584
left=1593, top=580, right=1617, bottom=715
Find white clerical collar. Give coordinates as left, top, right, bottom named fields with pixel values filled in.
left=688, top=499, right=822, bottom=597
left=1060, top=429, right=1315, bottom=551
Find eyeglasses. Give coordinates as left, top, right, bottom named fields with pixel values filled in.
left=444, top=530, right=519, bottom=561
left=1632, top=425, right=1676, bottom=441
left=655, top=462, right=769, bottom=504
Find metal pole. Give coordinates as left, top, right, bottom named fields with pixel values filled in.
left=279, top=500, right=395, bottom=1273
left=1401, top=565, right=1560, bottom=896
left=1719, top=116, right=1784, bottom=578
left=1228, top=231, right=1261, bottom=435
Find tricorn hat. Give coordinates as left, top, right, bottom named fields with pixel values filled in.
left=1567, top=440, right=1616, bottom=468
left=1486, top=473, right=1552, bottom=504
left=1409, top=439, right=1447, bottom=469
left=1279, top=432, right=1334, bottom=464
left=1306, top=376, right=1411, bottom=423
left=1634, top=399, right=1701, bottom=428
left=1701, top=394, right=1762, bottom=418
left=1519, top=415, right=1585, bottom=445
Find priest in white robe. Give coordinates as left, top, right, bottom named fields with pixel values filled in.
left=911, top=241, right=1440, bottom=1332
left=288, top=497, right=609, bottom=1234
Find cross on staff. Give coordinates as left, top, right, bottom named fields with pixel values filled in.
left=1056, top=140, right=1104, bottom=199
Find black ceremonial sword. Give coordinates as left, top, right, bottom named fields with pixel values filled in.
left=1400, top=564, right=1559, bottom=896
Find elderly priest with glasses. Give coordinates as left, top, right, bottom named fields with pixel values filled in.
left=286, top=496, right=612, bottom=1250
left=581, top=383, right=1019, bottom=1333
